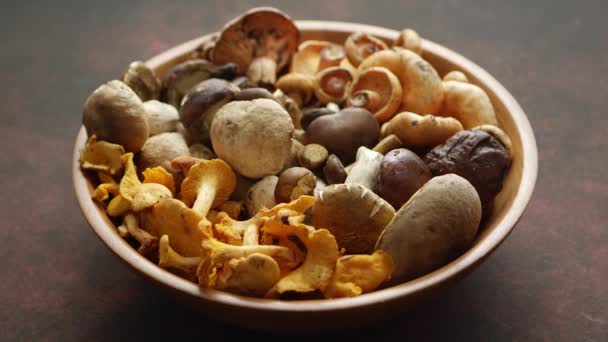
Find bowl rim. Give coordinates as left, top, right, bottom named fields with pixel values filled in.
left=73, top=20, right=538, bottom=312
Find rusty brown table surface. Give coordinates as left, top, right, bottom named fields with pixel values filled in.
left=1, top=0, right=606, bottom=340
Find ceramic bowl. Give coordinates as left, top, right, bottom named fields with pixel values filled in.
left=73, top=20, right=538, bottom=332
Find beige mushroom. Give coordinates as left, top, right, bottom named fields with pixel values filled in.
left=375, top=174, right=481, bottom=283
left=142, top=100, right=179, bottom=136
left=313, top=183, right=395, bottom=254
left=82, top=80, right=149, bottom=152
left=380, top=112, right=463, bottom=147
left=275, top=167, right=316, bottom=203
left=393, top=29, right=422, bottom=55
left=344, top=147, right=384, bottom=193
left=358, top=48, right=444, bottom=115
left=122, top=61, right=161, bottom=101
left=443, top=70, right=469, bottom=83
left=441, top=80, right=498, bottom=128
left=211, top=99, right=294, bottom=179
left=139, top=132, right=190, bottom=175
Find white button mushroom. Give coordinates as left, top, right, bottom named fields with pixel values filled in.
left=211, top=99, right=294, bottom=179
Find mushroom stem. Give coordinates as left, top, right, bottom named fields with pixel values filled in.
left=350, top=90, right=382, bottom=112
left=242, top=219, right=261, bottom=246
left=159, top=235, right=201, bottom=273
left=192, top=181, right=218, bottom=217
left=247, top=57, right=277, bottom=88
left=124, top=213, right=158, bottom=255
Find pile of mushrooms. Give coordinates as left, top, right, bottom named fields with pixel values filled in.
left=79, top=7, right=513, bottom=298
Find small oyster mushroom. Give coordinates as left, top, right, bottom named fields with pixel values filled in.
left=245, top=176, right=278, bottom=217
left=393, top=29, right=422, bottom=55
left=323, top=154, right=347, bottom=185
left=424, top=130, right=511, bottom=215
left=441, top=80, right=498, bottom=128
left=179, top=78, right=240, bottom=144
left=122, top=61, right=161, bottom=101
left=298, top=144, right=329, bottom=170
left=275, top=73, right=316, bottom=107
left=314, top=66, right=353, bottom=105
left=82, top=80, right=149, bottom=152
left=380, top=112, right=463, bottom=147
left=347, top=66, right=403, bottom=123
left=375, top=174, right=482, bottom=283
left=306, top=107, right=379, bottom=164
left=344, top=147, right=383, bottom=193
left=162, top=60, right=238, bottom=108
left=378, top=148, right=432, bottom=209
left=212, top=7, right=300, bottom=86
left=142, top=100, right=179, bottom=136
left=139, top=132, right=190, bottom=174
left=313, top=183, right=395, bottom=254
left=180, top=159, right=237, bottom=217
left=358, top=48, right=444, bottom=115
left=275, top=167, right=316, bottom=203
left=211, top=99, right=294, bottom=179
left=344, top=32, right=388, bottom=67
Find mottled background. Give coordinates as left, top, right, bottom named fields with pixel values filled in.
left=1, top=0, right=606, bottom=340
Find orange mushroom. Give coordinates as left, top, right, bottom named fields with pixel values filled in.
left=347, top=66, right=403, bottom=123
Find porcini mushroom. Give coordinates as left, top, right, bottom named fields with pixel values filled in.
left=313, top=183, right=395, bottom=254
left=375, top=174, right=482, bottom=283
left=314, top=66, right=353, bottom=105
left=323, top=154, right=347, bottom=185
left=211, top=99, right=294, bottom=179
left=212, top=7, right=300, bottom=86
left=180, top=159, right=237, bottom=217
left=122, top=61, right=161, bottom=101
left=275, top=167, right=316, bottom=203
left=298, top=144, right=329, bottom=170
left=347, top=66, right=402, bottom=123
left=139, top=132, right=190, bottom=175
left=378, top=148, right=432, bottom=209
left=358, top=48, right=444, bottom=115
left=344, top=32, right=388, bottom=67
left=162, top=59, right=238, bottom=108
left=82, top=80, right=149, bottom=152
left=179, top=78, right=240, bottom=144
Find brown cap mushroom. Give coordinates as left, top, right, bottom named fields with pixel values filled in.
left=378, top=148, right=432, bottom=209
left=323, top=154, right=347, bottom=185
left=82, top=80, right=149, bottom=152
left=315, top=67, right=353, bottom=105
left=122, top=61, right=161, bottom=101
left=275, top=167, right=316, bottom=203
left=344, top=32, right=388, bottom=67
left=162, top=59, right=238, bottom=108
left=180, top=159, right=237, bottom=217
left=313, top=183, right=395, bottom=254
left=179, top=78, right=240, bottom=144
left=347, top=66, right=402, bottom=123
left=306, top=107, right=380, bottom=164
left=211, top=99, right=294, bottom=179
left=212, top=7, right=300, bottom=86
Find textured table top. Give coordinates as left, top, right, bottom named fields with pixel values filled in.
left=1, top=0, right=606, bottom=340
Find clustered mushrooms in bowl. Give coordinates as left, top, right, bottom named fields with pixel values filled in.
left=73, top=7, right=538, bottom=332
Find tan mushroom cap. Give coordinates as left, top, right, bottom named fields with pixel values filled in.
left=275, top=73, right=316, bottom=106
left=344, top=32, right=388, bottom=67
left=290, top=40, right=345, bottom=75
left=314, top=66, right=353, bottom=104
left=347, top=66, right=403, bottom=123
left=312, top=183, right=395, bottom=254
left=180, top=159, right=237, bottom=216
left=211, top=7, right=300, bottom=74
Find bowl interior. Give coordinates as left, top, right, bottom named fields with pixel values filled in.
left=74, top=20, right=537, bottom=314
